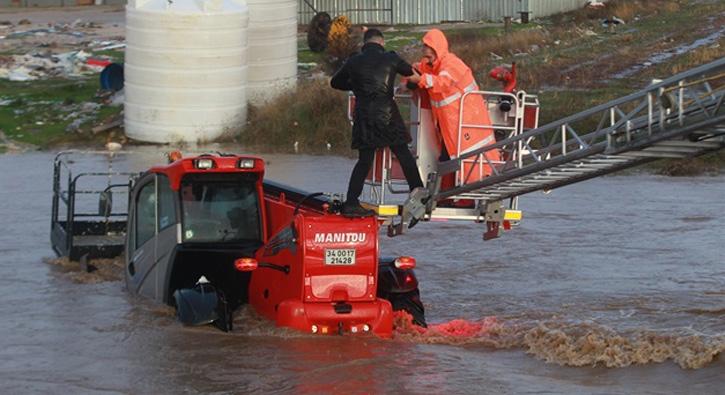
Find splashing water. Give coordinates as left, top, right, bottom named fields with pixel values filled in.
left=393, top=311, right=724, bottom=369
left=44, top=256, right=124, bottom=283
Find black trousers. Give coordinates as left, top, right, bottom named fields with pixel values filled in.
left=346, top=144, right=424, bottom=204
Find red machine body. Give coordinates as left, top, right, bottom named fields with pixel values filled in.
left=250, top=192, right=393, bottom=337
left=148, top=153, right=398, bottom=337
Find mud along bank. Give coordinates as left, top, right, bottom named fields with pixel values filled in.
left=0, top=149, right=723, bottom=393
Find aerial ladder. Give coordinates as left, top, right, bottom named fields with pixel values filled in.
left=354, top=58, right=725, bottom=240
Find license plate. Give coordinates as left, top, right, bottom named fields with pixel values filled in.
left=325, top=249, right=356, bottom=265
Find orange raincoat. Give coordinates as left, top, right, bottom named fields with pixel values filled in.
left=416, top=29, right=499, bottom=181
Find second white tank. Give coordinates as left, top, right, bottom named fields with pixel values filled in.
left=246, top=0, right=297, bottom=105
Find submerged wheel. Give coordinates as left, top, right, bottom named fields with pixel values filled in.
left=390, top=290, right=427, bottom=328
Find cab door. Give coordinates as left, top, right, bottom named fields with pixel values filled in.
left=126, top=174, right=158, bottom=300
left=154, top=174, right=180, bottom=302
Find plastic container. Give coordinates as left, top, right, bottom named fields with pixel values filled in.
left=246, top=0, right=297, bottom=105
left=100, top=63, right=124, bottom=92
left=125, top=0, right=249, bottom=143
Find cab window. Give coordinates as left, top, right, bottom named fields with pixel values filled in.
left=157, top=175, right=177, bottom=231
left=180, top=173, right=261, bottom=243
left=136, top=180, right=156, bottom=247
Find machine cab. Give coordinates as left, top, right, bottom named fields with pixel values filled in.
left=125, top=154, right=266, bottom=307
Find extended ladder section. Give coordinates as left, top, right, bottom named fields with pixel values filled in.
left=433, top=58, right=725, bottom=207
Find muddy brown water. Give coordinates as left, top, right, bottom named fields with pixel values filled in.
left=0, top=149, right=723, bottom=394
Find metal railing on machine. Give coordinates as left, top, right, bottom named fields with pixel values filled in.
left=51, top=150, right=135, bottom=261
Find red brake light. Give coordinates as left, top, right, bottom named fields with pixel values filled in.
left=234, top=258, right=258, bottom=272
left=394, top=256, right=416, bottom=270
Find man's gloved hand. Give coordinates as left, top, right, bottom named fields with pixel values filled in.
left=408, top=68, right=422, bottom=85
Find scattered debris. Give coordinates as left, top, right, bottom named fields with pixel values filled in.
left=81, top=102, right=101, bottom=112
left=88, top=39, right=126, bottom=51
left=0, top=51, right=111, bottom=81
left=93, top=116, right=123, bottom=134
left=66, top=117, right=88, bottom=133
left=602, top=16, right=626, bottom=27
left=97, top=42, right=125, bottom=51
left=297, top=62, right=318, bottom=70
left=18, top=19, right=31, bottom=25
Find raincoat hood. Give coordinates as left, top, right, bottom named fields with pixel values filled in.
left=422, top=29, right=450, bottom=68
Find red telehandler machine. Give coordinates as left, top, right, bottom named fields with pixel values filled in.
left=52, top=151, right=425, bottom=337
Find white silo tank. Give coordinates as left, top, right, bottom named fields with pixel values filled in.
left=246, top=0, right=297, bottom=105
left=125, top=0, right=249, bottom=143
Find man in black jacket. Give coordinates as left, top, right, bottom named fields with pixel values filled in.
left=331, top=29, right=425, bottom=217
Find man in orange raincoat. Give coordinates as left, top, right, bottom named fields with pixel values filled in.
left=407, top=29, right=499, bottom=182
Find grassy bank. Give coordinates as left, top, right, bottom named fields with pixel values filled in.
left=242, top=80, right=351, bottom=155
left=0, top=78, right=121, bottom=148
left=0, top=47, right=126, bottom=151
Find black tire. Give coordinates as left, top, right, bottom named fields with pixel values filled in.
left=390, top=290, right=427, bottom=328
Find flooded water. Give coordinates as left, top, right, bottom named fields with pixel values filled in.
left=0, top=149, right=723, bottom=394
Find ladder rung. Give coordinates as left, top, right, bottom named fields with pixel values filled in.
left=621, top=151, right=687, bottom=159
left=654, top=140, right=722, bottom=149
left=643, top=146, right=705, bottom=154
left=583, top=158, right=631, bottom=163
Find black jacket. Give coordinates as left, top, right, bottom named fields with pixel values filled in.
left=331, top=42, right=414, bottom=149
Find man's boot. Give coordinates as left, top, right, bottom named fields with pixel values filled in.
left=341, top=201, right=376, bottom=218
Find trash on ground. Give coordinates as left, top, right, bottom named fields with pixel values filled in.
left=92, top=116, right=123, bottom=134
left=0, top=51, right=112, bottom=81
